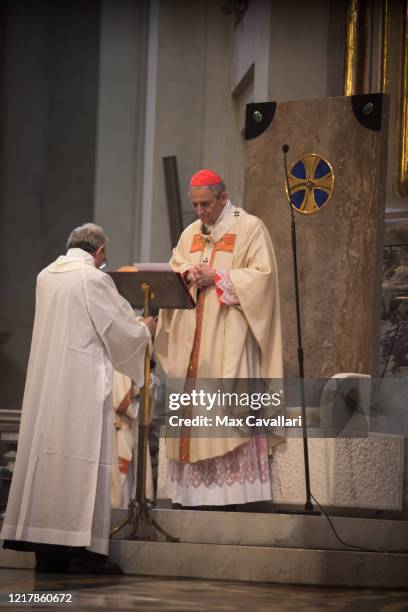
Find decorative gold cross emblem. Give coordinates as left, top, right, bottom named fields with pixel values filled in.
left=285, top=154, right=334, bottom=215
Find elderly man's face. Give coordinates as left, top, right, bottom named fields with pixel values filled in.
left=189, top=186, right=227, bottom=226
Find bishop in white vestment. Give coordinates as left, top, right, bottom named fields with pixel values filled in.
left=155, top=170, right=283, bottom=506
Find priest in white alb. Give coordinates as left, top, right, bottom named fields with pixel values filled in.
left=111, top=369, right=154, bottom=508
left=155, top=169, right=283, bottom=507
left=1, top=223, right=155, bottom=573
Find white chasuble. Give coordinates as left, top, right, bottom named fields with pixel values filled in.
left=1, top=249, right=150, bottom=554
left=155, top=206, right=283, bottom=505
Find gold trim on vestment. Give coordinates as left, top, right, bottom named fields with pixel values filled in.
left=178, top=233, right=237, bottom=463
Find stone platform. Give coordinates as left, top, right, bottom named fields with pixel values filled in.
left=1, top=509, right=407, bottom=588
left=108, top=509, right=408, bottom=588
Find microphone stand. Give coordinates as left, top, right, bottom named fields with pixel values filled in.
left=282, top=144, right=319, bottom=514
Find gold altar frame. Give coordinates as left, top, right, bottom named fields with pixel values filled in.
left=398, top=0, right=408, bottom=196
left=344, top=0, right=408, bottom=197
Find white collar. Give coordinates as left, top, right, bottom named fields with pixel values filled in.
left=65, top=248, right=95, bottom=265
left=47, top=248, right=96, bottom=273
left=200, top=202, right=244, bottom=244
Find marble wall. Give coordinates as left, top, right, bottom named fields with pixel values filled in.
left=245, top=95, right=388, bottom=377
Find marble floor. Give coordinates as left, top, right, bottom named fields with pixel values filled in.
left=0, top=569, right=407, bottom=611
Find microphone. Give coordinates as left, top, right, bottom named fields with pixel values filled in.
left=282, top=144, right=294, bottom=219
left=281, top=146, right=315, bottom=513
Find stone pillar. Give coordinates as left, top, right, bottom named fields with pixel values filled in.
left=142, top=0, right=208, bottom=262
left=94, top=0, right=149, bottom=268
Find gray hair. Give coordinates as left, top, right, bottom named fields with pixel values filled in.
left=209, top=181, right=226, bottom=199
left=188, top=181, right=226, bottom=200
left=66, top=223, right=108, bottom=253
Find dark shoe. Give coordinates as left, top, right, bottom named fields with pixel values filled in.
left=65, top=557, right=124, bottom=575
left=35, top=554, right=68, bottom=573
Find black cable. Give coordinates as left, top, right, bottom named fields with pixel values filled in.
left=310, top=493, right=408, bottom=554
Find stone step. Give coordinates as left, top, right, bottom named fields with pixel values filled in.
left=111, top=508, right=408, bottom=553
left=1, top=510, right=407, bottom=589
left=109, top=539, right=408, bottom=588
left=1, top=539, right=406, bottom=589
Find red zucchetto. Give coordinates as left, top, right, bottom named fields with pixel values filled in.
left=189, top=169, right=223, bottom=186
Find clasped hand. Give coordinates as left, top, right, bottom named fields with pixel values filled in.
left=187, top=264, right=215, bottom=288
